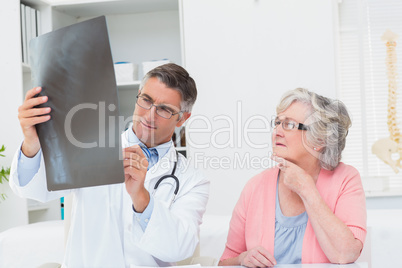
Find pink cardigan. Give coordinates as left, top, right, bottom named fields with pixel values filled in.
left=220, top=163, right=367, bottom=263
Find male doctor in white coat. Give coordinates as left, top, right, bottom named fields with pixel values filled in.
left=10, top=63, right=210, bottom=267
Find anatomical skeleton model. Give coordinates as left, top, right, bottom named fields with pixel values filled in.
left=372, top=30, right=402, bottom=173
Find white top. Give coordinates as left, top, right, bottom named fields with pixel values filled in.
left=274, top=175, right=308, bottom=264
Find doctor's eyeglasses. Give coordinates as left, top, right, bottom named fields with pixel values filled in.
left=271, top=117, right=309, bottom=131
left=136, top=95, right=182, bottom=119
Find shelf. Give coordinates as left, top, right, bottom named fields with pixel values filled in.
left=22, top=0, right=52, bottom=8
left=365, top=189, right=402, bottom=198
left=28, top=205, right=49, bottom=212
left=22, top=66, right=140, bottom=90
left=26, top=198, right=49, bottom=212
left=52, top=0, right=178, bottom=17
left=21, top=65, right=141, bottom=89
left=117, top=80, right=141, bottom=90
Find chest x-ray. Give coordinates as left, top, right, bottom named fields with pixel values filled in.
left=30, top=16, right=125, bottom=190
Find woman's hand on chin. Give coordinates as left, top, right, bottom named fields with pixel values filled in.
left=271, top=155, right=315, bottom=197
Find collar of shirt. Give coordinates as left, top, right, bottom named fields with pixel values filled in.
left=125, top=122, right=172, bottom=162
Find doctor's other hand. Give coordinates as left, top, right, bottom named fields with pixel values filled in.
left=238, top=246, right=276, bottom=268
left=18, top=87, right=51, bottom=157
left=123, top=145, right=150, bottom=212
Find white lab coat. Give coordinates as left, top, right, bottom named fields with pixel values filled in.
left=9, top=132, right=210, bottom=268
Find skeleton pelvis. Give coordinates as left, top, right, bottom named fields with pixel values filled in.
left=372, top=137, right=401, bottom=173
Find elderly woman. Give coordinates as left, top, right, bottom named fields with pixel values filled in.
left=219, top=88, right=367, bottom=266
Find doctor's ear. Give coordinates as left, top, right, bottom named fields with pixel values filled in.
left=176, top=112, right=190, bottom=127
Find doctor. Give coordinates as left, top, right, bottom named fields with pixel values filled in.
left=10, top=63, right=210, bottom=267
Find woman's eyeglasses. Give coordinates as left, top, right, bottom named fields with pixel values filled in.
left=271, top=117, right=309, bottom=131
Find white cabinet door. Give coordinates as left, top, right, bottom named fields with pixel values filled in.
left=181, top=0, right=338, bottom=214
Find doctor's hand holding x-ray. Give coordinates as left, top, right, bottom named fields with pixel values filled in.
left=10, top=63, right=210, bottom=267
left=17, top=86, right=50, bottom=159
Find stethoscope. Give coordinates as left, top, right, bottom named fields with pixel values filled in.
left=151, top=150, right=180, bottom=209
left=126, top=128, right=180, bottom=209
left=141, top=145, right=180, bottom=209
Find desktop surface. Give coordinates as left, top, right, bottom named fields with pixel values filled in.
left=216, top=264, right=367, bottom=268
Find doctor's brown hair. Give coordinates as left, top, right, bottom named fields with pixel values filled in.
left=140, top=63, right=197, bottom=113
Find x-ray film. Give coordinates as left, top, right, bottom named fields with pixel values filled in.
left=30, top=16, right=125, bottom=190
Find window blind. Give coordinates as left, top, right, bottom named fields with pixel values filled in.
left=338, top=0, right=402, bottom=196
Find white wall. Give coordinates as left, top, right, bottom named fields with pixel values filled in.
left=182, top=0, right=338, bottom=215
left=0, top=0, right=28, bottom=232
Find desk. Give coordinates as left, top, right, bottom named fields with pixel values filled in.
left=271, top=263, right=367, bottom=268
left=184, top=264, right=368, bottom=268
left=133, top=264, right=368, bottom=268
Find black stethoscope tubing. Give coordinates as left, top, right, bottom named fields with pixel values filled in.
left=152, top=150, right=180, bottom=208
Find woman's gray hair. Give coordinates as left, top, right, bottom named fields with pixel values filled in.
left=140, top=63, right=197, bottom=113
left=276, top=88, right=352, bottom=170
